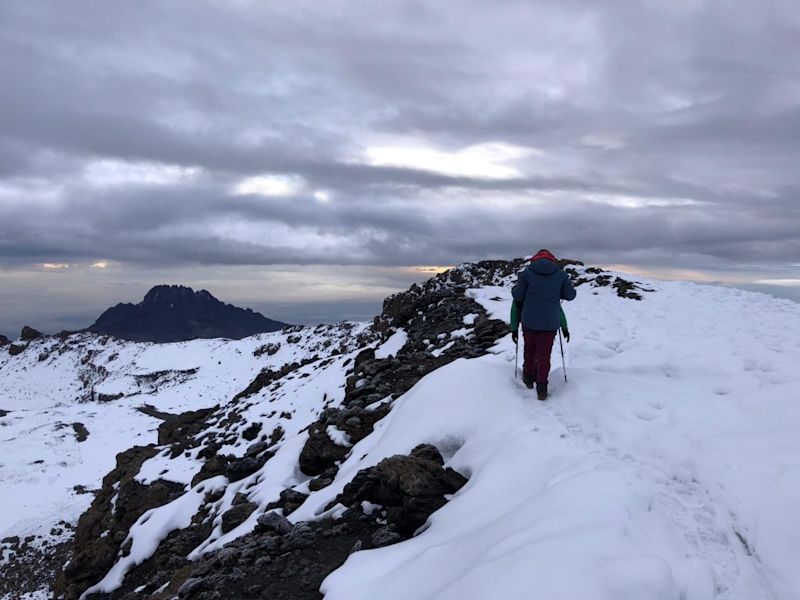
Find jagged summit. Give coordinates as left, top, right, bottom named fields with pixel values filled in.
left=88, top=284, right=288, bottom=343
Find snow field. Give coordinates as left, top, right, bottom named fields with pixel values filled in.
left=0, top=324, right=367, bottom=539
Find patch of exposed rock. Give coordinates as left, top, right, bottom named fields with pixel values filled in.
left=81, top=446, right=466, bottom=600
left=8, top=343, right=26, bottom=356
left=0, top=524, right=74, bottom=599
left=53, top=445, right=183, bottom=600
left=331, top=444, right=468, bottom=535
left=20, top=325, right=44, bottom=341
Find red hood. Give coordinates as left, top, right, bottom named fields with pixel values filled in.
left=531, top=250, right=557, bottom=262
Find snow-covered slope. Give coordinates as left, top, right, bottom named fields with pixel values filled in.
left=0, top=324, right=370, bottom=559
left=2, top=259, right=799, bottom=600
left=323, top=279, right=800, bottom=600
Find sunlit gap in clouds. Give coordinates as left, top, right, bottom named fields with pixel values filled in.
left=232, top=174, right=332, bottom=203
left=586, top=194, right=705, bottom=209
left=361, top=138, right=536, bottom=180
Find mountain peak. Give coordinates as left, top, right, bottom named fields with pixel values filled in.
left=142, top=284, right=219, bottom=306
left=88, top=285, right=288, bottom=342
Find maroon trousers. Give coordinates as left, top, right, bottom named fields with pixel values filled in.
left=522, top=328, right=557, bottom=383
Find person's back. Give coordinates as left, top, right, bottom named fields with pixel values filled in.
left=511, top=250, right=576, bottom=399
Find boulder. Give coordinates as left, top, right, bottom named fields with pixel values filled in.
left=371, top=524, right=402, bottom=548
left=256, top=512, right=293, bottom=536
left=220, top=502, right=257, bottom=534
left=20, top=326, right=43, bottom=341
left=333, top=445, right=467, bottom=535
left=225, top=457, right=262, bottom=482
left=241, top=421, right=262, bottom=441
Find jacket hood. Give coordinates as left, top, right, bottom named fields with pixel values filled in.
left=528, top=258, right=560, bottom=276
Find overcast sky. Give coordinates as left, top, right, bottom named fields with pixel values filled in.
left=1, top=0, right=799, bottom=337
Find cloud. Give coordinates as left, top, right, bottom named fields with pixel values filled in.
left=0, top=0, right=799, bottom=330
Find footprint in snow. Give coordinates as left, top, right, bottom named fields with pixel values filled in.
left=661, top=365, right=679, bottom=378
left=634, top=408, right=660, bottom=421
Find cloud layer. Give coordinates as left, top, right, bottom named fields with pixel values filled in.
left=1, top=0, right=799, bottom=333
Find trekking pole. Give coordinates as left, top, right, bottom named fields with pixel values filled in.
left=558, top=328, right=567, bottom=383
left=514, top=336, right=519, bottom=385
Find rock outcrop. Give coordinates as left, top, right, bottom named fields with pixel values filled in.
left=20, top=325, right=44, bottom=341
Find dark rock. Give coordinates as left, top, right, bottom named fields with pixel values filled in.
left=244, top=440, right=269, bottom=458
left=410, top=443, right=444, bottom=465
left=225, top=457, right=261, bottom=482
left=8, top=344, right=25, bottom=356
left=0, top=334, right=9, bottom=346
left=220, top=502, right=257, bottom=534
left=344, top=417, right=362, bottom=428
left=178, top=576, right=205, bottom=597
left=241, top=421, right=262, bottom=441
left=253, top=342, right=281, bottom=357
left=158, top=408, right=215, bottom=446
left=284, top=522, right=315, bottom=550
left=256, top=512, right=294, bottom=536
left=333, top=452, right=468, bottom=535
left=233, top=359, right=316, bottom=402
left=191, top=454, right=229, bottom=487
left=278, top=488, right=309, bottom=514
left=72, top=422, right=89, bottom=443
left=352, top=348, right=375, bottom=371
left=298, top=423, right=349, bottom=476
left=20, top=326, right=43, bottom=341
left=371, top=524, right=402, bottom=547
left=308, top=475, right=334, bottom=491
left=268, top=425, right=285, bottom=446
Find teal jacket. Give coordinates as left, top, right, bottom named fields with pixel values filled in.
left=510, top=301, right=567, bottom=332
left=512, top=259, right=576, bottom=330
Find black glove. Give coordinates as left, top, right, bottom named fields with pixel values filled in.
left=562, top=328, right=570, bottom=343
left=511, top=330, right=518, bottom=344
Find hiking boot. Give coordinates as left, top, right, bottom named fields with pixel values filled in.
left=536, top=382, right=548, bottom=401
left=522, top=372, right=535, bottom=389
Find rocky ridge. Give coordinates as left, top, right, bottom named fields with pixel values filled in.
left=4, top=259, right=651, bottom=599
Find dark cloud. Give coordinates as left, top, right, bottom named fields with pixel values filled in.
left=1, top=0, right=799, bottom=330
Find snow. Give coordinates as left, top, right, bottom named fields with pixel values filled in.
left=136, top=449, right=202, bottom=486
left=375, top=329, right=408, bottom=359
left=326, top=425, right=353, bottom=447
left=315, top=278, right=800, bottom=600
left=430, top=341, right=455, bottom=357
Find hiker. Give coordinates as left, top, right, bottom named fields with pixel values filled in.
left=510, top=249, right=576, bottom=400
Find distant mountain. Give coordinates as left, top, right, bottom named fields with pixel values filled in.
left=88, top=285, right=288, bottom=342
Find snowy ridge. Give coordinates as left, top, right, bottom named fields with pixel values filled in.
left=3, top=260, right=800, bottom=600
